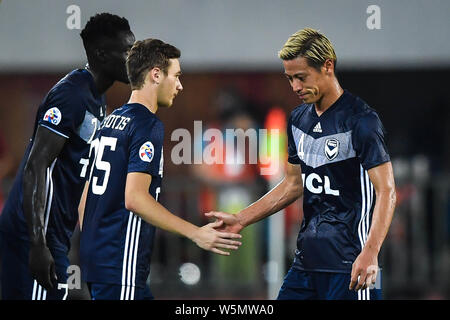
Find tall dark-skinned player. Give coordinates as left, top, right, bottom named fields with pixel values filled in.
left=0, top=13, right=135, bottom=300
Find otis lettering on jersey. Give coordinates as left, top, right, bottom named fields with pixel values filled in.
left=100, top=114, right=131, bottom=131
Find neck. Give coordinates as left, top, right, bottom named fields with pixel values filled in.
left=314, top=78, right=344, bottom=116
left=128, top=88, right=158, bottom=114
left=85, top=65, right=114, bottom=95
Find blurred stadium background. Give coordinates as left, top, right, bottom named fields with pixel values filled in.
left=0, top=0, right=449, bottom=299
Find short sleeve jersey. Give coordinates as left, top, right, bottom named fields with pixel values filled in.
left=287, top=90, right=390, bottom=273
left=0, top=69, right=106, bottom=252
left=80, top=103, right=164, bottom=289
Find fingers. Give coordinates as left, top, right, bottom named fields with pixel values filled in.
left=356, top=270, right=368, bottom=291
left=367, top=267, right=378, bottom=289
left=216, top=231, right=242, bottom=239
left=207, top=220, right=224, bottom=228
left=204, top=211, right=222, bottom=219
left=205, top=211, right=232, bottom=222
left=43, top=262, right=57, bottom=291
left=213, top=232, right=242, bottom=249
left=36, top=271, right=53, bottom=291
left=211, top=236, right=242, bottom=251
left=216, top=238, right=242, bottom=246
left=32, top=269, right=50, bottom=291
left=349, top=265, right=365, bottom=291
left=35, top=261, right=57, bottom=291
left=365, top=273, right=373, bottom=290
left=350, top=267, right=378, bottom=291
left=349, top=275, right=357, bottom=291
left=214, top=243, right=240, bottom=250
left=349, top=266, right=358, bottom=290
left=207, top=230, right=243, bottom=254
left=210, top=247, right=231, bottom=256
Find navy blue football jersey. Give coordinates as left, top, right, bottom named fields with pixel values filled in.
left=0, top=69, right=106, bottom=253
left=287, top=90, right=390, bottom=273
left=80, top=103, right=164, bottom=291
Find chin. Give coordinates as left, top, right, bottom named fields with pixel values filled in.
left=304, top=94, right=318, bottom=104
left=159, top=100, right=173, bottom=108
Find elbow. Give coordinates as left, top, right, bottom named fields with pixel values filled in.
left=287, top=177, right=303, bottom=199
left=124, top=194, right=135, bottom=212
left=389, top=187, right=397, bottom=211
left=377, top=186, right=397, bottom=211
left=125, top=190, right=140, bottom=213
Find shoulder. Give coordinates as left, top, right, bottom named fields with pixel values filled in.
left=127, top=107, right=164, bottom=140
left=46, top=70, right=89, bottom=104
left=344, top=91, right=383, bottom=130
left=352, top=106, right=386, bottom=140
left=354, top=107, right=383, bottom=131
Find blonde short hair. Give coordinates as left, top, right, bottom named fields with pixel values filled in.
left=278, top=28, right=337, bottom=70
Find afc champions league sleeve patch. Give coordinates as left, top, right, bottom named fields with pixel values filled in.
left=139, top=141, right=155, bottom=163
left=43, top=107, right=62, bottom=125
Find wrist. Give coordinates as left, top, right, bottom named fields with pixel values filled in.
left=362, top=243, right=380, bottom=255
left=30, top=240, right=47, bottom=250
left=185, top=224, right=200, bottom=242
left=30, top=232, right=47, bottom=248
left=235, top=212, right=247, bottom=228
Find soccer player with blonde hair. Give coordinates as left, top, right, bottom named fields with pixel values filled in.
left=207, top=28, right=396, bottom=300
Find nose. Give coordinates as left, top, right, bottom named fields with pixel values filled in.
left=177, top=80, right=183, bottom=92
left=292, top=79, right=303, bottom=93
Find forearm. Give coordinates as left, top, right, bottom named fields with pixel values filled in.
left=237, top=177, right=302, bottom=227
left=23, top=163, right=47, bottom=245
left=126, top=192, right=199, bottom=240
left=22, top=126, right=66, bottom=246
left=78, top=181, right=89, bottom=230
left=364, top=188, right=396, bottom=254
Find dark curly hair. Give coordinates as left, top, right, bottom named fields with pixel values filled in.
left=80, top=13, right=130, bottom=50
left=126, top=39, right=181, bottom=90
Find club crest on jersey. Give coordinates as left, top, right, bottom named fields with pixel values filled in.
left=325, top=138, right=339, bottom=161
left=43, top=107, right=62, bottom=125
left=139, top=141, right=154, bottom=163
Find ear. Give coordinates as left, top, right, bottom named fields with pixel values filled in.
left=150, top=67, right=162, bottom=84
left=323, top=59, right=334, bottom=75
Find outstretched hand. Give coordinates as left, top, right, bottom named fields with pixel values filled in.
left=204, top=211, right=245, bottom=234
left=29, top=243, right=58, bottom=291
left=192, top=220, right=242, bottom=256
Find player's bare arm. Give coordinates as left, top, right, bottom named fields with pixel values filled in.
left=206, top=162, right=303, bottom=233
left=125, top=172, right=242, bottom=256
left=78, top=180, right=89, bottom=230
left=349, top=161, right=396, bottom=291
left=22, top=126, right=66, bottom=290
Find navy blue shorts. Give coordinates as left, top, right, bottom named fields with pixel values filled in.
left=277, top=267, right=382, bottom=300
left=87, top=282, right=154, bottom=300
left=0, top=231, right=69, bottom=300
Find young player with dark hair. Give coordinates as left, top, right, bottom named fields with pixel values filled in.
left=78, top=39, right=242, bottom=300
